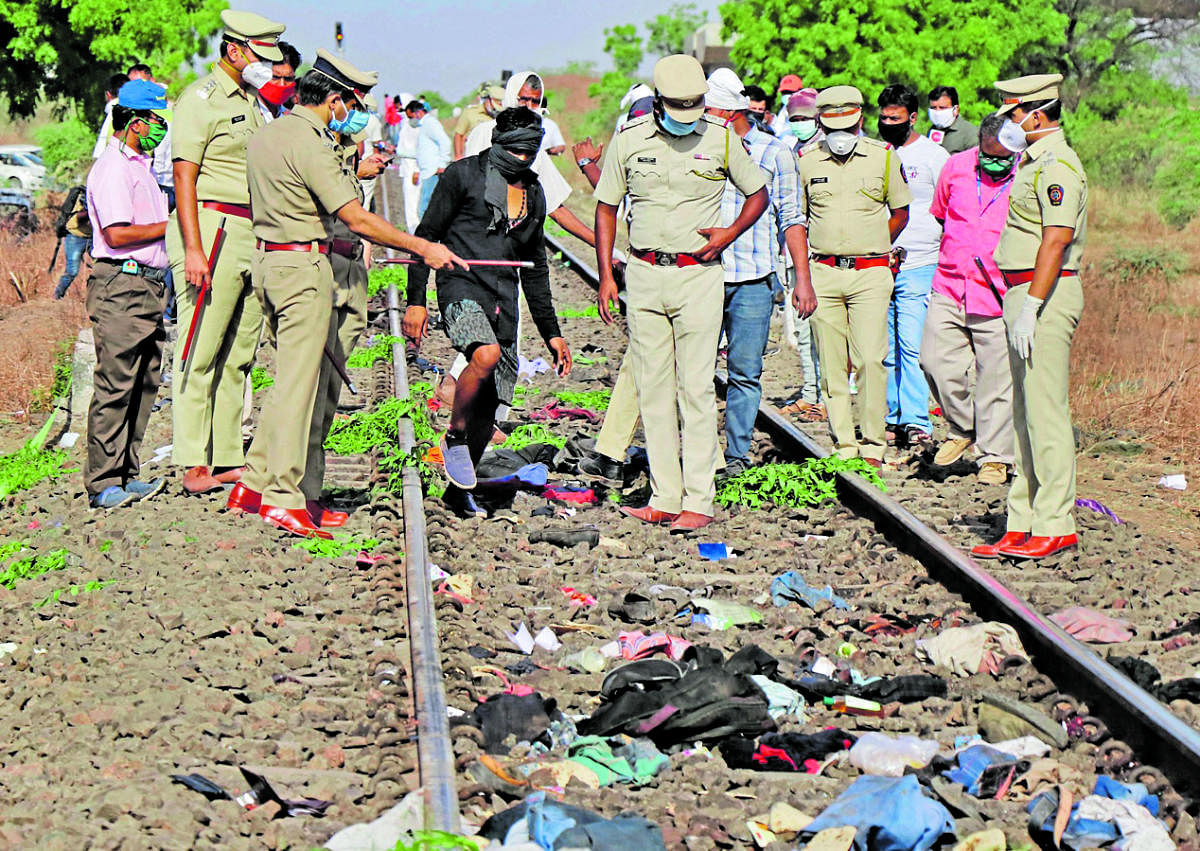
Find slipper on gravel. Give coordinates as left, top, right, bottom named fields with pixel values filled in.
left=607, top=592, right=656, bottom=625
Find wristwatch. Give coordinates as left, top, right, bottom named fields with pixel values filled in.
left=576, top=157, right=594, bottom=169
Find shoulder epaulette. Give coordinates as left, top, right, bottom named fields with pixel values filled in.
left=620, top=114, right=652, bottom=132
left=800, top=139, right=822, bottom=155
left=194, top=77, right=219, bottom=101
left=860, top=137, right=890, bottom=151
left=701, top=114, right=730, bottom=128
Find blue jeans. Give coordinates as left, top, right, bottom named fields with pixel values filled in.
left=885, top=263, right=935, bottom=431
left=722, top=277, right=774, bottom=461
left=54, top=233, right=89, bottom=298
left=417, top=173, right=439, bottom=220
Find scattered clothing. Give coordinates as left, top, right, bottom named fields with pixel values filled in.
left=800, top=775, right=956, bottom=851
left=479, top=792, right=667, bottom=851
left=454, top=692, right=560, bottom=754
left=915, top=622, right=1026, bottom=676
left=770, top=570, right=852, bottom=611
left=1049, top=606, right=1134, bottom=643
left=719, top=728, right=855, bottom=772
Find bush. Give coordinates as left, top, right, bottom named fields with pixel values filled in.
left=33, top=116, right=95, bottom=186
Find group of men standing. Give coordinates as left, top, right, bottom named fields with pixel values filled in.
left=584, top=55, right=1087, bottom=558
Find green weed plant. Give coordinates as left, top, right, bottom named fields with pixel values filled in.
left=555, top=389, right=611, bottom=411
left=367, top=265, right=408, bottom=299
left=293, top=533, right=379, bottom=559
left=0, top=547, right=71, bottom=590
left=391, top=832, right=482, bottom=851
left=716, top=458, right=885, bottom=511
left=35, top=579, right=114, bottom=608
left=251, top=366, right=275, bottom=393
left=0, top=414, right=76, bottom=498
left=501, top=423, right=566, bottom=450
left=347, top=335, right=402, bottom=368
left=557, top=304, right=599, bottom=318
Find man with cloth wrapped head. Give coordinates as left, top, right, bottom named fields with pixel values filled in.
left=402, top=107, right=573, bottom=519
left=593, top=54, right=769, bottom=534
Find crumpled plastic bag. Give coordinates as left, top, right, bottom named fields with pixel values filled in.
left=848, top=732, right=940, bottom=777
left=915, top=622, right=1026, bottom=676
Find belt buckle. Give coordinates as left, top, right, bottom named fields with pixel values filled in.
left=835, top=256, right=854, bottom=270
left=121, top=259, right=139, bottom=275
left=655, top=252, right=675, bottom=267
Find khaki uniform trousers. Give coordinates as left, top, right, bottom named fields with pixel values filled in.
left=168, top=207, right=264, bottom=467
left=242, top=249, right=334, bottom=510
left=1003, top=277, right=1083, bottom=537
left=919, top=291, right=1014, bottom=465
left=624, top=257, right=723, bottom=516
left=84, top=264, right=167, bottom=496
left=300, top=246, right=369, bottom=500
left=593, top=347, right=640, bottom=462
left=809, top=263, right=892, bottom=460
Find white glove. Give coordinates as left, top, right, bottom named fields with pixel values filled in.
left=1008, top=294, right=1043, bottom=361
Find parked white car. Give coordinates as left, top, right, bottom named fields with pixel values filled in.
left=0, top=145, right=46, bottom=191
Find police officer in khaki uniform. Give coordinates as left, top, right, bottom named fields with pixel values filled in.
left=797, top=85, right=911, bottom=468
left=228, top=66, right=464, bottom=539
left=971, top=74, right=1087, bottom=562
left=299, top=51, right=384, bottom=524
left=169, top=10, right=284, bottom=496
left=452, top=84, right=501, bottom=160
left=594, top=54, right=768, bottom=533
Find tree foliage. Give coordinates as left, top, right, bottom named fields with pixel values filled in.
left=719, top=0, right=1066, bottom=120
left=0, top=0, right=226, bottom=118
left=645, top=3, right=709, bottom=57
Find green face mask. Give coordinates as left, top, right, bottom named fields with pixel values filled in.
left=979, top=152, right=1014, bottom=178
left=137, top=119, right=168, bottom=153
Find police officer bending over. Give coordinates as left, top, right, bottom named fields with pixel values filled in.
left=227, top=68, right=465, bottom=539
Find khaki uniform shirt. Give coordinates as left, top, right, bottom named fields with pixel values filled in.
left=246, top=106, right=359, bottom=244
left=798, top=136, right=912, bottom=256
left=594, top=114, right=767, bottom=254
left=454, top=103, right=490, bottom=138
left=329, top=139, right=365, bottom=242
left=172, top=68, right=265, bottom=205
left=994, top=131, right=1087, bottom=272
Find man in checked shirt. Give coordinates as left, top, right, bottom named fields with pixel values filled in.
left=703, top=68, right=817, bottom=479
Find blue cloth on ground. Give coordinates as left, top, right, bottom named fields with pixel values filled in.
left=770, top=570, right=851, bottom=611
left=1093, top=776, right=1158, bottom=815
left=475, top=462, right=549, bottom=492
left=1027, top=777, right=1160, bottom=851
left=943, top=744, right=1018, bottom=796
left=800, top=775, right=955, bottom=851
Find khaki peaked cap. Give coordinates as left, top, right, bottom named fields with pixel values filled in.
left=994, top=73, right=1063, bottom=115
left=313, top=49, right=377, bottom=95
left=815, top=85, right=863, bottom=129
left=221, top=10, right=284, bottom=62
left=653, top=55, right=708, bottom=122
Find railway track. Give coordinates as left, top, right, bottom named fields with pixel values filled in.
left=364, top=168, right=1200, bottom=845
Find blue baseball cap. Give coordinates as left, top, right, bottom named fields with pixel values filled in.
left=117, top=80, right=172, bottom=120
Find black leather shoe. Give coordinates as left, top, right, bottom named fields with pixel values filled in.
left=578, top=450, right=623, bottom=485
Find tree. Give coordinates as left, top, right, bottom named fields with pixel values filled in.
left=719, top=0, right=1066, bottom=120
left=603, top=24, right=644, bottom=77
left=0, top=0, right=226, bottom=119
left=645, top=3, right=709, bottom=57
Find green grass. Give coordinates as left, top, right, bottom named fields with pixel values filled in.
left=557, top=304, right=600, bottom=318
left=500, top=423, right=566, bottom=450
left=511, top=385, right=541, bottom=409
left=35, top=579, right=114, bottom=608
left=716, top=458, right=886, bottom=511
left=251, top=366, right=275, bottom=393
left=31, top=339, right=74, bottom=413
left=1101, top=246, right=1186, bottom=285
left=0, top=414, right=76, bottom=498
left=347, top=335, right=402, bottom=368
left=555, top=389, right=611, bottom=411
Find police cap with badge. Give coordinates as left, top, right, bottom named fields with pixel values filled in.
left=221, top=9, right=285, bottom=62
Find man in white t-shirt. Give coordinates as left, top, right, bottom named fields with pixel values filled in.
left=539, top=97, right=567, bottom=155
left=875, top=83, right=949, bottom=446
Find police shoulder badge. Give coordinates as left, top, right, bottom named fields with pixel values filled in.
left=1047, top=184, right=1064, bottom=206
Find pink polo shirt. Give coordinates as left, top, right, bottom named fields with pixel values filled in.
left=87, top=135, right=169, bottom=268
left=930, top=146, right=1015, bottom=318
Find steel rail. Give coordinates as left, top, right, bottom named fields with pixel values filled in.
left=544, top=231, right=1200, bottom=795
left=379, top=173, right=461, bottom=830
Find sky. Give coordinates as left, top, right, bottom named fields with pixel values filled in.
left=225, top=0, right=724, bottom=103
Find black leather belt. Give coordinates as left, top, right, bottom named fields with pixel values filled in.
left=96, top=257, right=168, bottom=283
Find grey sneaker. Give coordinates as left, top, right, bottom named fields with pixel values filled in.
left=440, top=432, right=477, bottom=490
left=90, top=486, right=136, bottom=510
left=125, top=478, right=166, bottom=501
left=718, top=458, right=750, bottom=480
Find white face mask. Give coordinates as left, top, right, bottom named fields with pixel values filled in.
left=825, top=130, right=859, bottom=156
left=241, top=60, right=272, bottom=89
left=928, top=107, right=956, bottom=129
left=997, top=100, right=1059, bottom=154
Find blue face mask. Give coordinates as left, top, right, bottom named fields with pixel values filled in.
left=659, top=111, right=699, bottom=137
left=329, top=109, right=369, bottom=136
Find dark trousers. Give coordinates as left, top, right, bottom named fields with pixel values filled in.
left=84, top=263, right=167, bottom=496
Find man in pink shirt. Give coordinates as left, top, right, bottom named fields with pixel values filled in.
left=84, top=80, right=172, bottom=509
left=919, top=114, right=1016, bottom=485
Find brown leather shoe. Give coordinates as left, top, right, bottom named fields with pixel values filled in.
left=260, top=505, right=334, bottom=539
left=669, top=510, right=714, bottom=534
left=998, top=534, right=1077, bottom=560
left=182, top=465, right=223, bottom=495
left=619, top=505, right=679, bottom=524
left=213, top=466, right=245, bottom=484
left=971, top=531, right=1029, bottom=560
left=306, top=500, right=348, bottom=528
left=227, top=482, right=262, bottom=514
